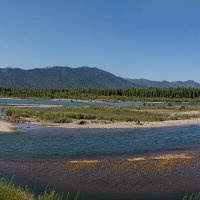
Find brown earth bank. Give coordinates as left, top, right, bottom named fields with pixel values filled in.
left=1, top=153, right=200, bottom=200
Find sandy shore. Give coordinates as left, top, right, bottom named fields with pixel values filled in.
left=2, top=115, right=200, bottom=130
left=26, top=117, right=200, bottom=129
left=0, top=121, right=17, bottom=132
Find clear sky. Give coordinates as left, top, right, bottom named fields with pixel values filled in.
left=0, top=0, right=200, bottom=81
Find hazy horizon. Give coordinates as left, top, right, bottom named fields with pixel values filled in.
left=0, top=0, right=200, bottom=81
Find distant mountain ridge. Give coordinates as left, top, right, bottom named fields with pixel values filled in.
left=0, top=66, right=200, bottom=89
left=0, top=66, right=135, bottom=89
left=127, top=78, right=200, bottom=88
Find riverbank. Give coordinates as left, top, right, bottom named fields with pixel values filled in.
left=4, top=108, right=200, bottom=129
left=4, top=105, right=200, bottom=129
left=0, top=121, right=17, bottom=132
left=22, top=117, right=200, bottom=129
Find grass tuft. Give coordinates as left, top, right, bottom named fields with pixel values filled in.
left=0, top=178, right=79, bottom=200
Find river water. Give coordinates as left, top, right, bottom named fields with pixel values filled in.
left=1, top=98, right=200, bottom=107
left=1, top=125, right=200, bottom=200
left=1, top=98, right=200, bottom=200
left=1, top=125, right=200, bottom=160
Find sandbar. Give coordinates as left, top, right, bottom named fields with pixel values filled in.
left=0, top=121, right=17, bottom=132
left=26, top=117, right=200, bottom=129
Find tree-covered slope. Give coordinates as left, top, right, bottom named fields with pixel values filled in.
left=0, top=66, right=200, bottom=89
left=0, top=66, right=137, bottom=89
left=127, top=79, right=200, bottom=88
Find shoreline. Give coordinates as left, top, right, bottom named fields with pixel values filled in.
left=0, top=121, right=17, bottom=132
left=21, top=117, right=200, bottom=129
left=1, top=97, right=200, bottom=104
left=2, top=114, right=200, bottom=130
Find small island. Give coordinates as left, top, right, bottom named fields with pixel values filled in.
left=2, top=104, right=200, bottom=129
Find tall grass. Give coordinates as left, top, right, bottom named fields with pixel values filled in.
left=1, top=176, right=200, bottom=200
left=0, top=178, right=33, bottom=200
left=0, top=178, right=79, bottom=200
left=4, top=105, right=200, bottom=123
left=182, top=193, right=200, bottom=200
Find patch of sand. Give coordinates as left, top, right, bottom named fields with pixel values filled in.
left=66, top=160, right=105, bottom=170
left=69, top=160, right=103, bottom=164
left=28, top=117, right=200, bottom=129
left=0, top=121, right=17, bottom=132
left=127, top=154, right=192, bottom=162
left=151, top=154, right=192, bottom=160
left=127, top=157, right=146, bottom=161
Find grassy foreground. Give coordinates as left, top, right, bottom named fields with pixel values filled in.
left=183, top=193, right=200, bottom=200
left=4, top=105, right=200, bottom=123
left=0, top=177, right=199, bottom=200
left=0, top=178, right=79, bottom=200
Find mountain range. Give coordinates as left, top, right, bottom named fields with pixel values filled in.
left=0, top=66, right=199, bottom=89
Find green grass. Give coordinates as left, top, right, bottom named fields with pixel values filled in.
left=0, top=178, right=33, bottom=200
left=4, top=105, right=200, bottom=123
left=182, top=193, right=200, bottom=200
left=0, top=177, right=199, bottom=200
left=0, top=178, right=79, bottom=200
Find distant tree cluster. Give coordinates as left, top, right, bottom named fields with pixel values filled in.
left=1, top=87, right=200, bottom=101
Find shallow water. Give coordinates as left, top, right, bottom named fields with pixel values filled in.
left=0, top=98, right=143, bottom=106
left=1, top=125, right=200, bottom=200
left=1, top=124, right=200, bottom=160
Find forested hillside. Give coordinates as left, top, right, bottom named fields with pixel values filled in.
left=128, top=79, right=200, bottom=88
left=0, top=66, right=136, bottom=89
left=0, top=66, right=200, bottom=89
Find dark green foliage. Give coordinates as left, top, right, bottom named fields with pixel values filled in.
left=1, top=87, right=200, bottom=102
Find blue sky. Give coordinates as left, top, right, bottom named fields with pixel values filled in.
left=0, top=0, right=200, bottom=81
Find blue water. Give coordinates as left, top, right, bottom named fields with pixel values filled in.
left=1, top=125, right=199, bottom=200
left=1, top=125, right=200, bottom=160
left=0, top=98, right=141, bottom=106
left=1, top=99, right=200, bottom=200
left=1, top=98, right=200, bottom=107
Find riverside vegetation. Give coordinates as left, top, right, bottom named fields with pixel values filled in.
left=0, top=177, right=199, bottom=200
left=4, top=105, right=200, bottom=124
left=0, top=178, right=79, bottom=200
left=3, top=87, right=200, bottom=199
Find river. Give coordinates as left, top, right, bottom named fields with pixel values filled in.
left=1, top=98, right=200, bottom=200
left=1, top=97, right=200, bottom=107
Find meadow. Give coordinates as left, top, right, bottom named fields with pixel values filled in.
left=4, top=105, right=200, bottom=124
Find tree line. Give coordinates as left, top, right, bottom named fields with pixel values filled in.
left=1, top=87, right=200, bottom=101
